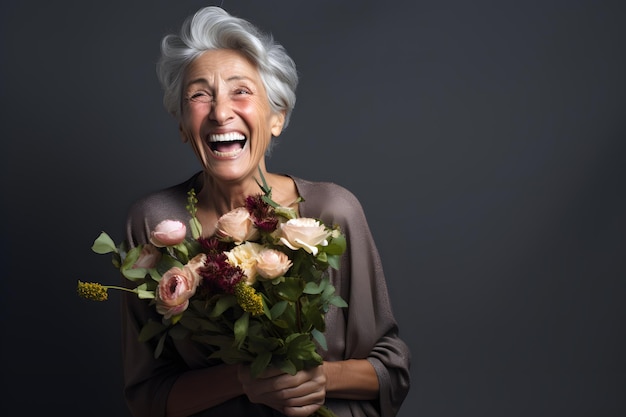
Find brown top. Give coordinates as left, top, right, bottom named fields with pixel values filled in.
left=121, top=172, right=411, bottom=417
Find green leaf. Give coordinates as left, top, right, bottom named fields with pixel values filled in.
left=326, top=253, right=342, bottom=270
left=122, top=267, right=149, bottom=281
left=325, top=234, right=346, bottom=256
left=120, top=245, right=143, bottom=275
left=250, top=351, right=272, bottom=379
left=234, top=312, right=250, bottom=348
left=276, top=277, right=304, bottom=302
left=136, top=288, right=155, bottom=299
left=179, top=316, right=224, bottom=333
left=167, top=325, right=189, bottom=340
left=138, top=320, right=167, bottom=343
left=154, top=332, right=167, bottom=358
left=303, top=280, right=327, bottom=295
left=278, top=359, right=297, bottom=375
left=269, top=300, right=288, bottom=319
left=172, top=242, right=189, bottom=263
left=156, top=254, right=184, bottom=275
left=311, top=328, right=328, bottom=351
left=330, top=294, right=348, bottom=308
left=210, top=295, right=237, bottom=318
left=91, top=232, right=118, bottom=254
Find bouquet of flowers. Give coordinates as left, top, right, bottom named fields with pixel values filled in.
left=77, top=171, right=347, bottom=417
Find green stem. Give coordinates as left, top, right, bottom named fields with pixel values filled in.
left=104, top=285, right=140, bottom=294
left=311, top=405, right=339, bottom=417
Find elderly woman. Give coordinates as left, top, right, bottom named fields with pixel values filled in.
left=121, top=6, right=410, bottom=417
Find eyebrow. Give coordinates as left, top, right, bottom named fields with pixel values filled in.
left=185, top=75, right=256, bottom=87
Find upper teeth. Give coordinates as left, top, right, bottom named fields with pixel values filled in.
left=209, top=132, right=245, bottom=142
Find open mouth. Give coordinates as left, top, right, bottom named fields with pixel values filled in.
left=208, top=132, right=247, bottom=157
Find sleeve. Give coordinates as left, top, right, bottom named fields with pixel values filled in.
left=306, top=182, right=412, bottom=417
left=120, top=192, right=191, bottom=417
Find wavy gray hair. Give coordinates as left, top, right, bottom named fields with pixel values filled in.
left=157, top=6, right=298, bottom=129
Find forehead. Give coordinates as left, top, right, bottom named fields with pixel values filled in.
left=184, top=49, right=261, bottom=84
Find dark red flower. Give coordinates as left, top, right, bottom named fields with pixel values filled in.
left=198, top=251, right=245, bottom=295
left=198, top=236, right=232, bottom=254
left=245, top=194, right=278, bottom=232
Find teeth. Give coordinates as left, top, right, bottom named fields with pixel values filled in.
left=209, top=132, right=246, bottom=142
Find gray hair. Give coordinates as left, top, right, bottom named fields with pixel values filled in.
left=157, top=6, right=298, bottom=129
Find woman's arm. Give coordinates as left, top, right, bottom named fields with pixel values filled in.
left=323, top=359, right=379, bottom=400
left=165, top=364, right=242, bottom=417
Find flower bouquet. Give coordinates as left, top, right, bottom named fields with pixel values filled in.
left=77, top=170, right=347, bottom=417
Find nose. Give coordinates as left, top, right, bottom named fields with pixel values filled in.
left=209, top=94, right=233, bottom=125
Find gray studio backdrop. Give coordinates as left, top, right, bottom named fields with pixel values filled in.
left=2, top=0, right=625, bottom=416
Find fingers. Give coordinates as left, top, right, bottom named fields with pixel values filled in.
left=238, top=366, right=327, bottom=416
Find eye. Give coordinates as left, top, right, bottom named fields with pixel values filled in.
left=233, top=87, right=252, bottom=96
left=187, top=91, right=212, bottom=103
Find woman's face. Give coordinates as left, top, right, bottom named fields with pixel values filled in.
left=180, top=49, right=284, bottom=183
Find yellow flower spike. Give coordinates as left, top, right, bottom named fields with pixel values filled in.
left=77, top=280, right=109, bottom=301
left=234, top=282, right=264, bottom=316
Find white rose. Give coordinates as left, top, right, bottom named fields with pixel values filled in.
left=279, top=218, right=330, bottom=256
left=226, top=241, right=264, bottom=284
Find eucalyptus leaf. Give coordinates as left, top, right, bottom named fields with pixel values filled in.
left=325, top=234, right=346, bottom=255
left=122, top=267, right=148, bottom=281
left=330, top=295, right=348, bottom=308
left=303, top=282, right=323, bottom=295
left=91, top=232, right=118, bottom=254
left=120, top=246, right=142, bottom=271
left=276, top=277, right=304, bottom=302
left=311, top=328, right=328, bottom=351
left=326, top=253, right=342, bottom=270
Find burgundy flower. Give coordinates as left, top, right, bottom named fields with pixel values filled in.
left=245, top=194, right=278, bottom=232
left=198, top=236, right=232, bottom=254
left=198, top=251, right=245, bottom=295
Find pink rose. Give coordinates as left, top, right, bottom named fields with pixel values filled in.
left=216, top=207, right=259, bottom=244
left=184, top=253, right=207, bottom=287
left=256, top=248, right=292, bottom=279
left=155, top=266, right=198, bottom=319
left=279, top=218, right=331, bottom=256
left=132, top=244, right=161, bottom=269
left=150, top=220, right=187, bottom=247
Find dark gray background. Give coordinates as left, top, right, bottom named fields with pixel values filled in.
left=1, top=1, right=625, bottom=416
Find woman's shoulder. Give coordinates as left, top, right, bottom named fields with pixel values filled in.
left=127, top=173, right=199, bottom=222
left=290, top=176, right=366, bottom=224
left=291, top=176, right=359, bottom=202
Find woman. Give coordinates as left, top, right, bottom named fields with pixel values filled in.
left=122, top=6, right=410, bottom=417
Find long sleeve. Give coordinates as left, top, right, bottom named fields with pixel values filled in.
left=295, top=178, right=411, bottom=417
left=118, top=173, right=411, bottom=417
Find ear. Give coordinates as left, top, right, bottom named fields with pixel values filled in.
left=270, top=111, right=286, bottom=137
left=179, top=123, right=188, bottom=143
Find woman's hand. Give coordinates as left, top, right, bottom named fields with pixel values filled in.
left=238, top=365, right=327, bottom=416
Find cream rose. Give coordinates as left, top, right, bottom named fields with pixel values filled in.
left=225, top=241, right=264, bottom=284
left=132, top=244, right=161, bottom=269
left=155, top=266, right=198, bottom=319
left=279, top=218, right=331, bottom=255
left=216, top=207, right=260, bottom=244
left=150, top=220, right=187, bottom=247
left=256, top=248, right=292, bottom=279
